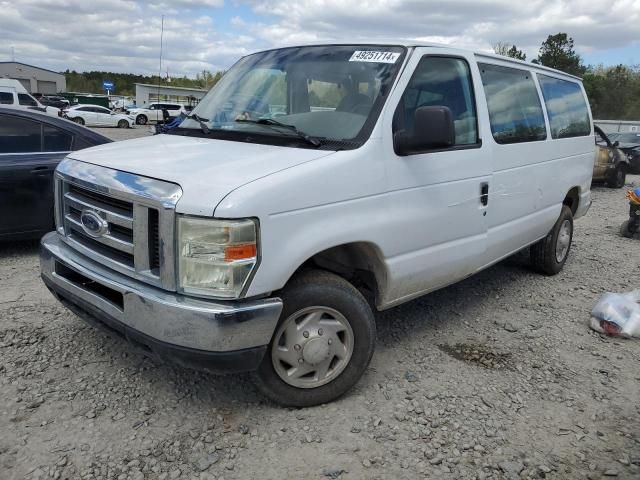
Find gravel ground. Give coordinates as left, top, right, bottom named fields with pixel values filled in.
left=1, top=171, right=639, bottom=480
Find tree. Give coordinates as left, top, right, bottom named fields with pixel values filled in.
left=535, top=33, right=586, bottom=76
left=493, top=42, right=526, bottom=61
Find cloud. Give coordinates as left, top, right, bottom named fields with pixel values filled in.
left=0, top=0, right=638, bottom=78
left=240, top=0, right=640, bottom=59
left=0, top=0, right=242, bottom=76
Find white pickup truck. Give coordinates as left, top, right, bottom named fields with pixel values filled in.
left=41, top=42, right=594, bottom=406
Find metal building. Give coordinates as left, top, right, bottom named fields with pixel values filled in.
left=0, top=62, right=66, bottom=94
left=134, top=83, right=208, bottom=108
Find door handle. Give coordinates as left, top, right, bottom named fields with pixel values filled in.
left=480, top=182, right=489, bottom=206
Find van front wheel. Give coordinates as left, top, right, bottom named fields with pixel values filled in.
left=530, top=205, right=573, bottom=275
left=254, top=270, right=376, bottom=407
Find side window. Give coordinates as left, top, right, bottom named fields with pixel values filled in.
left=0, top=115, right=42, bottom=153
left=18, top=94, right=38, bottom=107
left=167, top=105, right=180, bottom=111
left=96, top=107, right=111, bottom=114
left=149, top=104, right=157, bottom=110
left=479, top=63, right=547, bottom=144
left=0, top=92, right=13, bottom=105
left=394, top=56, right=478, bottom=146
left=537, top=75, right=590, bottom=139
left=43, top=125, right=72, bottom=151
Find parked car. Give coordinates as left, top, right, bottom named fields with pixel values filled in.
left=593, top=126, right=629, bottom=188
left=126, top=102, right=184, bottom=125
left=0, top=79, right=60, bottom=117
left=0, top=107, right=111, bottom=241
left=63, top=104, right=134, bottom=128
left=40, top=96, right=71, bottom=110
left=608, top=132, right=640, bottom=174
left=41, top=43, right=595, bottom=407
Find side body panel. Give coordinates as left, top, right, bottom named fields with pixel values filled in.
left=474, top=55, right=594, bottom=268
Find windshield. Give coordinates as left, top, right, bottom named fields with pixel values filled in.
left=609, top=132, right=640, bottom=144
left=176, top=45, right=406, bottom=149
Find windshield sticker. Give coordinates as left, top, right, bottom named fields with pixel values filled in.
left=349, top=51, right=400, bottom=63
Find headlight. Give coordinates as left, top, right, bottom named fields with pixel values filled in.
left=177, top=216, right=258, bottom=299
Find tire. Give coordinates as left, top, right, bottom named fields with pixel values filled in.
left=530, top=205, right=573, bottom=275
left=72, top=117, right=84, bottom=125
left=606, top=166, right=626, bottom=189
left=620, top=220, right=634, bottom=238
left=136, top=114, right=147, bottom=125
left=117, top=119, right=129, bottom=129
left=254, top=269, right=376, bottom=407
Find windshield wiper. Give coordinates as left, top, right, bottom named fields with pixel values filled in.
left=236, top=118, right=322, bottom=147
left=187, top=113, right=210, bottom=134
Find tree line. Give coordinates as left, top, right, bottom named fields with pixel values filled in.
left=494, top=33, right=639, bottom=120
left=65, top=34, right=638, bottom=121
left=64, top=69, right=224, bottom=97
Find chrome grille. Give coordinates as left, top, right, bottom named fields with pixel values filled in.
left=55, top=158, right=182, bottom=290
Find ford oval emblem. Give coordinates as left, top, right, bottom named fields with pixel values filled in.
left=80, top=210, right=109, bottom=238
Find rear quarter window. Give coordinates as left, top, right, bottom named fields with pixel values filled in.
left=43, top=125, right=72, bottom=151
left=537, top=75, right=591, bottom=139
left=479, top=63, right=547, bottom=144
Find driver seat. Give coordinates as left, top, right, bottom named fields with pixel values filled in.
left=336, top=93, right=372, bottom=115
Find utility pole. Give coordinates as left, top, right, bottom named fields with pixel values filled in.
left=157, top=14, right=164, bottom=102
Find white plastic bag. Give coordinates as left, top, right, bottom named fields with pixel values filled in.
left=590, top=290, right=640, bottom=338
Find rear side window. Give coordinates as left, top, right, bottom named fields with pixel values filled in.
left=0, top=115, right=42, bottom=153
left=0, top=92, right=13, bottom=104
left=479, top=63, right=547, bottom=144
left=43, top=125, right=72, bottom=151
left=18, top=93, right=38, bottom=107
left=537, top=75, right=590, bottom=139
left=395, top=56, right=478, bottom=146
left=73, top=136, right=95, bottom=150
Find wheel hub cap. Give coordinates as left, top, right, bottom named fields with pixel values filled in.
left=302, top=338, right=331, bottom=365
left=271, top=306, right=354, bottom=389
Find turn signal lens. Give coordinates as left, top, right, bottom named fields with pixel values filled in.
left=224, top=243, right=257, bottom=261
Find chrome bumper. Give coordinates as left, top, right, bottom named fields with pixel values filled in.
left=40, top=232, right=282, bottom=355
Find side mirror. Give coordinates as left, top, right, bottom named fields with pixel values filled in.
left=613, top=140, right=620, bottom=147
left=394, top=106, right=455, bottom=156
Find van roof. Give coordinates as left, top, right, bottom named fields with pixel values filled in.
left=0, top=78, right=30, bottom=93
left=249, top=41, right=584, bottom=81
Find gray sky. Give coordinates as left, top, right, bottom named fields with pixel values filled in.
left=1, top=0, right=638, bottom=77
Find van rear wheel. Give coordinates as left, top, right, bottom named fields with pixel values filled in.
left=530, top=205, right=573, bottom=275
left=254, top=270, right=376, bottom=407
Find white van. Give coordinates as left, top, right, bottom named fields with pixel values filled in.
left=0, top=79, right=60, bottom=117
left=40, top=42, right=594, bottom=406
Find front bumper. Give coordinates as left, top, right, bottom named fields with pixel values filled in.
left=40, top=232, right=283, bottom=373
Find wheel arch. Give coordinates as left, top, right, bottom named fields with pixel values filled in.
left=563, top=186, right=580, bottom=216
left=280, top=241, right=389, bottom=310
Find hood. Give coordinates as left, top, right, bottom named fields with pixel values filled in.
left=617, top=143, right=640, bottom=152
left=67, top=134, right=334, bottom=216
